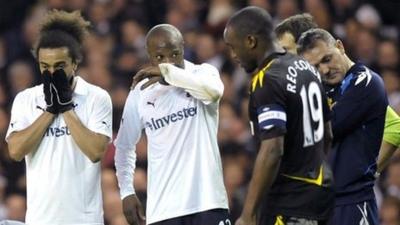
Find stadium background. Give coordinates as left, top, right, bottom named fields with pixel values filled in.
left=0, top=0, right=400, bottom=224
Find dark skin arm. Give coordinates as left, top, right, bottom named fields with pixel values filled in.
left=235, top=136, right=284, bottom=225
left=122, top=194, right=146, bottom=225
left=131, top=66, right=164, bottom=90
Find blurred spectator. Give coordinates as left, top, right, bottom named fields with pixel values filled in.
left=218, top=102, right=249, bottom=145
left=382, top=70, right=400, bottom=114
left=4, top=3, right=46, bottom=69
left=4, top=195, right=25, bottom=222
left=206, top=0, right=236, bottom=34
left=380, top=196, right=400, bottom=225
left=0, top=176, right=7, bottom=220
left=377, top=39, right=399, bottom=71
left=304, top=0, right=331, bottom=30
left=353, top=27, right=378, bottom=67
left=165, top=0, right=200, bottom=32
left=87, top=66, right=113, bottom=91
left=194, top=32, right=224, bottom=69
left=0, top=38, right=6, bottom=71
left=247, top=0, right=271, bottom=11
left=0, top=108, right=9, bottom=139
left=385, top=157, right=400, bottom=199
left=223, top=160, right=245, bottom=221
left=110, top=84, right=129, bottom=131
left=6, top=61, right=35, bottom=98
left=113, top=48, right=141, bottom=84
left=0, top=86, right=8, bottom=108
left=47, top=0, right=65, bottom=9
left=274, top=0, right=299, bottom=24
left=355, top=4, right=382, bottom=31
left=87, top=1, right=111, bottom=35
left=66, top=0, right=89, bottom=11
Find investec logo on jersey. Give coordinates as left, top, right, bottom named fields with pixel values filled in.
left=146, top=107, right=197, bottom=131
left=45, top=126, right=71, bottom=137
left=286, top=59, right=320, bottom=94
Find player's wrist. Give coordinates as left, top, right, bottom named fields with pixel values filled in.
left=45, top=106, right=59, bottom=114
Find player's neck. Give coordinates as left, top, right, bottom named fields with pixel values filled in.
left=257, top=42, right=285, bottom=69
left=344, top=55, right=355, bottom=72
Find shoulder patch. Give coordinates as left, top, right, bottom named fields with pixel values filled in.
left=251, top=59, right=275, bottom=92
left=354, top=68, right=372, bottom=87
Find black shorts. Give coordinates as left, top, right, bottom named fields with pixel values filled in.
left=328, top=200, right=378, bottom=225
left=259, top=214, right=327, bottom=225
left=150, top=208, right=231, bottom=225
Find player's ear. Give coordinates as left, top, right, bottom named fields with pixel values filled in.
left=246, top=35, right=257, bottom=49
left=335, top=40, right=345, bottom=54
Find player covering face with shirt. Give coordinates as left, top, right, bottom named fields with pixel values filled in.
left=131, top=24, right=185, bottom=90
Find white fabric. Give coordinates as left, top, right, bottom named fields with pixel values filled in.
left=6, top=76, right=112, bottom=225
left=0, top=220, right=26, bottom=225
left=114, top=60, right=228, bottom=224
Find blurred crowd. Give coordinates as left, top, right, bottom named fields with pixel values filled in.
left=0, top=0, right=400, bottom=225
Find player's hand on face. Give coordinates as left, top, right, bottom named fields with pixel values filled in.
left=131, top=66, right=163, bottom=90
left=42, top=70, right=58, bottom=114
left=235, top=215, right=256, bottom=225
left=122, top=194, right=146, bottom=225
left=52, top=69, right=74, bottom=113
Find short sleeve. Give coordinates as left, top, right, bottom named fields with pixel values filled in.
left=383, top=106, right=400, bottom=147
left=252, top=74, right=287, bottom=140
left=5, top=92, right=31, bottom=141
left=87, top=90, right=113, bottom=141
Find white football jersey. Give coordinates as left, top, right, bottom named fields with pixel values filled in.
left=6, top=77, right=112, bottom=225
left=114, top=60, right=229, bottom=224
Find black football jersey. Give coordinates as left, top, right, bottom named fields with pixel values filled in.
left=248, top=52, right=334, bottom=220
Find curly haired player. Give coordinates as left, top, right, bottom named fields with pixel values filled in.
left=6, top=10, right=112, bottom=225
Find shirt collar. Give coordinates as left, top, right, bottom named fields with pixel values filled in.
left=73, top=76, right=88, bottom=96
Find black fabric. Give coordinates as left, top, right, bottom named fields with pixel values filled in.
left=42, top=70, right=57, bottom=114
left=51, top=69, right=73, bottom=113
left=248, top=52, right=334, bottom=220
left=151, top=209, right=230, bottom=225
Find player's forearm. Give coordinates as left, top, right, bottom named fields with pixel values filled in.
left=63, top=110, right=108, bottom=162
left=241, top=138, right=283, bottom=219
left=159, top=63, right=223, bottom=102
left=7, top=112, right=55, bottom=161
left=377, top=141, right=398, bottom=173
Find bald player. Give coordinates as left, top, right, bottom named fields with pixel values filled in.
left=114, top=24, right=230, bottom=225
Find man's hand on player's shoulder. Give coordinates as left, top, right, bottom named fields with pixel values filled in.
left=131, top=66, right=164, bottom=90
left=122, top=194, right=145, bottom=225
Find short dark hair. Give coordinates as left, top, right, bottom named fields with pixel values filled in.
left=145, top=24, right=183, bottom=49
left=275, top=13, right=318, bottom=42
left=227, top=6, right=274, bottom=41
left=34, top=10, right=90, bottom=63
left=297, top=28, right=336, bottom=54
